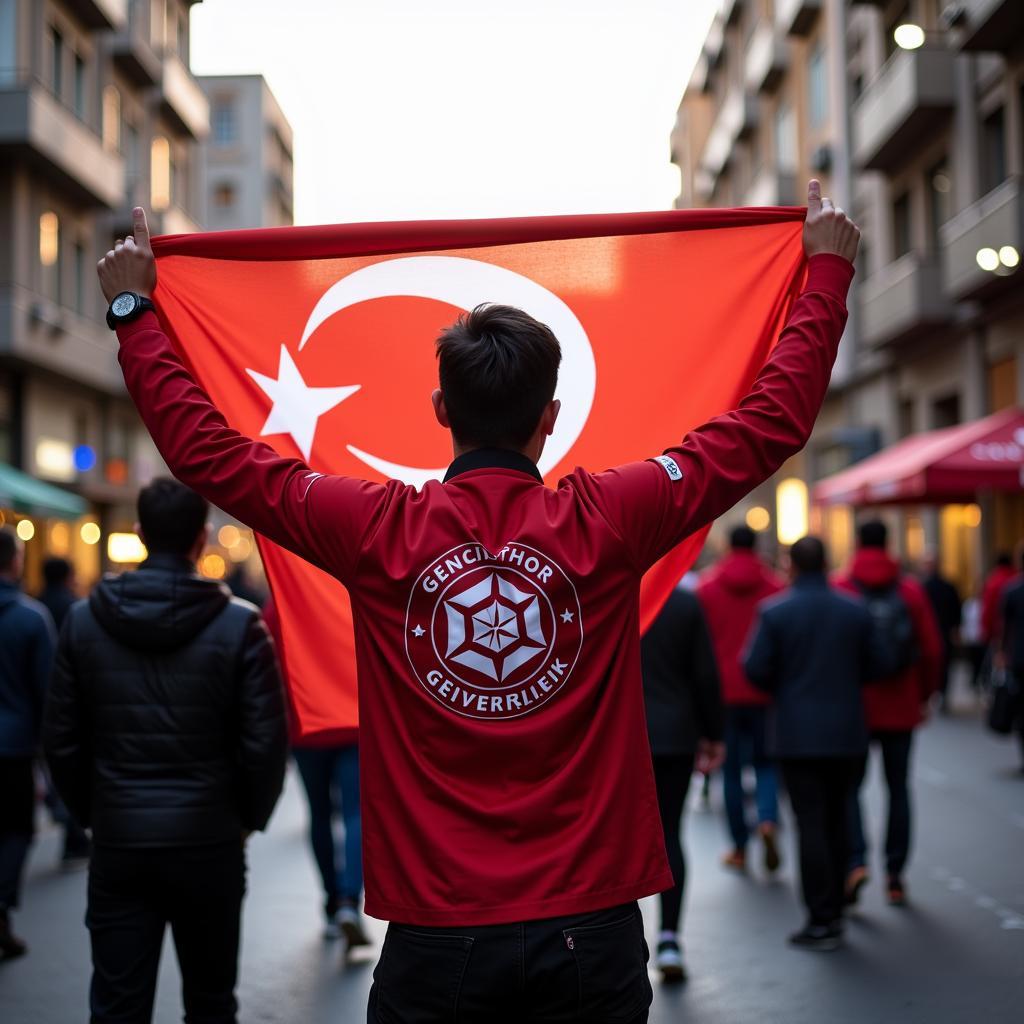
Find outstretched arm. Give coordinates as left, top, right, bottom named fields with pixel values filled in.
left=98, top=210, right=389, bottom=583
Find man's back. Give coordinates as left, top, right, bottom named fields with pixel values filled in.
left=1002, top=575, right=1024, bottom=671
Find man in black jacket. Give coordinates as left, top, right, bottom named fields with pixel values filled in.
left=641, top=584, right=724, bottom=983
left=998, top=550, right=1024, bottom=773
left=745, top=536, right=886, bottom=952
left=44, top=478, right=288, bottom=1024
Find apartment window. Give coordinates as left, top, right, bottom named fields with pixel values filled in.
left=981, top=107, right=1007, bottom=195
left=102, top=85, right=120, bottom=151
left=73, top=52, right=85, bottom=119
left=928, top=159, right=952, bottom=251
left=125, top=119, right=140, bottom=186
left=73, top=240, right=86, bottom=314
left=39, top=211, right=61, bottom=302
left=892, top=191, right=912, bottom=259
left=932, top=394, right=960, bottom=429
left=213, top=182, right=236, bottom=208
left=151, top=136, right=171, bottom=210
left=49, top=26, right=63, bottom=98
left=774, top=101, right=797, bottom=173
left=212, top=101, right=237, bottom=145
left=808, top=44, right=827, bottom=130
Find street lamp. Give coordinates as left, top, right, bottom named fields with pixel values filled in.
left=893, top=24, right=926, bottom=50
left=976, top=245, right=1020, bottom=275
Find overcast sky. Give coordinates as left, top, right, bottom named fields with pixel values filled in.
left=190, top=0, right=715, bottom=225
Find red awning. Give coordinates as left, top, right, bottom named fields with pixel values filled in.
left=813, top=407, right=1024, bottom=506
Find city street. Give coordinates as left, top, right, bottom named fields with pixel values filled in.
left=4, top=682, right=1022, bottom=1023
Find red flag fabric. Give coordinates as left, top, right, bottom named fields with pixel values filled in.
left=150, top=208, right=807, bottom=740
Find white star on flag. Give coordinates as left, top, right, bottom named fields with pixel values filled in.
left=411, top=625, right=425, bottom=638
left=561, top=610, right=575, bottom=623
left=246, top=345, right=360, bottom=460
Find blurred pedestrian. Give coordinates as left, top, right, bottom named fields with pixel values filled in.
left=263, top=596, right=369, bottom=952
left=920, top=553, right=961, bottom=713
left=961, top=591, right=987, bottom=692
left=0, top=527, right=57, bottom=960
left=697, top=525, right=785, bottom=874
left=37, top=556, right=77, bottom=630
left=981, top=553, right=1015, bottom=650
left=43, top=479, right=288, bottom=1023
left=745, top=536, right=885, bottom=951
left=836, top=520, right=942, bottom=908
left=997, top=549, right=1024, bottom=773
left=641, top=583, right=724, bottom=982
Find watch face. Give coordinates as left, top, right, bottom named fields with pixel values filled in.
left=111, top=292, right=137, bottom=318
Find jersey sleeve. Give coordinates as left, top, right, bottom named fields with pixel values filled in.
left=116, top=312, right=391, bottom=584
left=578, top=254, right=853, bottom=573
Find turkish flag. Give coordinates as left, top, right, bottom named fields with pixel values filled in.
left=151, top=209, right=806, bottom=739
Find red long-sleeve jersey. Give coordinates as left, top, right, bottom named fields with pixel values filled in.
left=116, top=253, right=852, bottom=925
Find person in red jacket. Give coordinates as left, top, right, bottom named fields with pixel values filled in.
left=697, top=526, right=785, bottom=873
left=96, top=184, right=859, bottom=1023
left=981, top=553, right=1016, bottom=646
left=835, top=520, right=942, bottom=908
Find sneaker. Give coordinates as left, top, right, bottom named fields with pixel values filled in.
left=759, top=823, right=780, bottom=874
left=721, top=849, right=747, bottom=871
left=337, top=901, right=371, bottom=950
left=788, top=923, right=841, bottom=952
left=322, top=896, right=342, bottom=940
left=844, top=866, right=869, bottom=906
left=886, top=877, right=907, bottom=907
left=655, top=939, right=687, bottom=983
left=0, top=909, right=27, bottom=960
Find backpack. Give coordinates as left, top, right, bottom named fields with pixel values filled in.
left=857, top=581, right=917, bottom=676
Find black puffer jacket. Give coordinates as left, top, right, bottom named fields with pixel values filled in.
left=43, top=553, right=287, bottom=847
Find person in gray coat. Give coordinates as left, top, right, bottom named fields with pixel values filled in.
left=744, top=535, right=887, bottom=952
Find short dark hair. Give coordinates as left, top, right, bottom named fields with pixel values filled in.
left=857, top=519, right=888, bottom=549
left=137, top=478, right=208, bottom=556
left=729, top=525, right=757, bottom=550
left=0, top=528, right=18, bottom=573
left=42, top=557, right=72, bottom=586
left=790, top=535, right=826, bottom=574
left=436, top=304, right=561, bottom=450
left=995, top=551, right=1012, bottom=568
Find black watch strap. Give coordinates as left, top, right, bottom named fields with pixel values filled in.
left=106, top=294, right=155, bottom=331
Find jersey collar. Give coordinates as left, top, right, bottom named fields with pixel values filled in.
left=443, top=447, right=543, bottom=483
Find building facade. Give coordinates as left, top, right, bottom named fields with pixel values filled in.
left=673, top=0, right=1024, bottom=591
left=0, top=0, right=209, bottom=588
left=199, top=74, right=294, bottom=230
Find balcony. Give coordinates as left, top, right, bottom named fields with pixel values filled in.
left=775, top=0, right=821, bottom=36
left=159, top=54, right=210, bottom=139
left=700, top=87, right=758, bottom=182
left=955, top=0, right=1024, bottom=53
left=851, top=48, right=955, bottom=172
left=64, top=0, right=127, bottom=29
left=745, top=22, right=788, bottom=94
left=859, top=253, right=953, bottom=347
left=746, top=168, right=798, bottom=207
left=0, top=78, right=124, bottom=207
left=940, top=176, right=1023, bottom=300
left=109, top=15, right=162, bottom=86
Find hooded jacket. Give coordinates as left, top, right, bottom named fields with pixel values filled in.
left=697, top=551, right=786, bottom=706
left=0, top=580, right=56, bottom=756
left=835, top=549, right=942, bottom=731
left=43, top=553, right=287, bottom=847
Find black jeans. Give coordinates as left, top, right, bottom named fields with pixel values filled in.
left=87, top=842, right=246, bottom=1024
left=367, top=902, right=652, bottom=1024
left=0, top=757, right=35, bottom=910
left=781, top=757, right=863, bottom=927
left=652, top=754, right=695, bottom=934
left=847, top=729, right=913, bottom=877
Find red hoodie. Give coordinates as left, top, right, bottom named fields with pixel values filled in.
left=981, top=564, right=1016, bottom=644
left=697, top=551, right=785, bottom=705
left=836, top=549, right=942, bottom=731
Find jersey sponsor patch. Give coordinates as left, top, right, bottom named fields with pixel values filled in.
left=654, top=455, right=683, bottom=481
left=405, top=542, right=583, bottom=720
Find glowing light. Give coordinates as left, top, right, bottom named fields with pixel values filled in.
left=745, top=506, right=771, bottom=532
left=35, top=438, right=75, bottom=482
left=228, top=537, right=252, bottom=562
left=80, top=522, right=101, bottom=545
left=218, top=525, right=241, bottom=548
left=105, top=459, right=129, bottom=485
left=50, top=522, right=70, bottom=555
left=894, top=23, right=925, bottom=50
left=16, top=519, right=35, bottom=541
left=201, top=553, right=226, bottom=579
left=776, top=478, right=809, bottom=546
left=963, top=504, right=982, bottom=528
left=39, top=212, right=59, bottom=266
left=108, top=533, right=147, bottom=563
left=976, top=247, right=999, bottom=272
left=73, top=445, right=97, bottom=472
left=998, top=245, right=1020, bottom=269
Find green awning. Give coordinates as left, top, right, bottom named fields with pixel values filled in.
left=0, top=463, right=87, bottom=519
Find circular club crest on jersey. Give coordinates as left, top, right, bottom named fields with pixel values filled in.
left=405, top=542, right=583, bottom=720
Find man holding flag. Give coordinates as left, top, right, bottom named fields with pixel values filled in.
left=96, top=181, right=858, bottom=1023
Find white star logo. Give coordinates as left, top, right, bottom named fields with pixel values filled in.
left=246, top=346, right=360, bottom=460
left=411, top=625, right=425, bottom=638
left=561, top=609, right=575, bottom=623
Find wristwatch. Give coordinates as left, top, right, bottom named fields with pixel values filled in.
left=106, top=291, right=155, bottom=330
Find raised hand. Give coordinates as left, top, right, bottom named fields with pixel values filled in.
left=802, top=179, right=861, bottom=264
left=97, top=206, right=157, bottom=303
